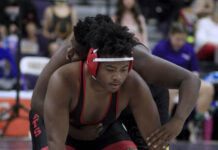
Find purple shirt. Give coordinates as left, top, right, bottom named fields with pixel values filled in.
left=152, top=39, right=199, bottom=72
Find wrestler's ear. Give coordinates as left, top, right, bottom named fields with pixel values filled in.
left=66, top=46, right=74, bottom=62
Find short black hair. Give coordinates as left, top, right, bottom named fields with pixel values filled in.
left=74, top=14, right=136, bottom=59
left=74, top=14, right=113, bottom=49
left=86, top=21, right=136, bottom=58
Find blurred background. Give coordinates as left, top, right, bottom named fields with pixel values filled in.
left=0, top=0, right=218, bottom=149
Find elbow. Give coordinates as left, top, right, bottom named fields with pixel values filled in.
left=192, top=73, right=201, bottom=88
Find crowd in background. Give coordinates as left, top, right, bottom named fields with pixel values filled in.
left=0, top=0, right=218, bottom=143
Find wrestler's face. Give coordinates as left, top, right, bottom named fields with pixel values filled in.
left=96, top=61, right=130, bottom=93
left=170, top=33, right=187, bottom=51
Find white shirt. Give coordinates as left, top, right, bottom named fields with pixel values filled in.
left=195, top=17, right=218, bottom=51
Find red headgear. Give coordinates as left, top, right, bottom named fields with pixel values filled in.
left=87, top=48, right=133, bottom=79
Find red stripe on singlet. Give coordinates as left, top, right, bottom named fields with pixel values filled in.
left=40, top=146, right=76, bottom=150
left=102, top=140, right=137, bottom=150
left=66, top=145, right=76, bottom=150
left=40, top=147, right=48, bottom=150
left=80, top=91, right=113, bottom=124
left=115, top=90, right=120, bottom=119
left=80, top=62, right=113, bottom=125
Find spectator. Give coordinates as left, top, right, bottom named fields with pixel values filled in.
left=42, top=1, right=77, bottom=56
left=0, top=47, right=16, bottom=89
left=20, top=0, right=41, bottom=34
left=0, top=0, right=40, bottom=32
left=179, top=0, right=216, bottom=46
left=2, top=0, right=19, bottom=32
left=0, top=0, right=40, bottom=57
left=193, top=0, right=214, bottom=18
left=112, top=0, right=148, bottom=47
left=195, top=5, right=218, bottom=61
left=152, top=22, right=214, bottom=117
left=21, top=22, right=45, bottom=56
left=0, top=24, right=8, bottom=48
left=155, top=0, right=188, bottom=36
left=6, top=25, right=18, bottom=59
left=33, top=0, right=52, bottom=24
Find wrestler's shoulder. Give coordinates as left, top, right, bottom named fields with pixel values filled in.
left=51, top=61, right=81, bottom=84
left=122, top=70, right=145, bottom=91
left=133, top=43, right=150, bottom=53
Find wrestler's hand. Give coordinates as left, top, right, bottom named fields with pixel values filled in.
left=69, top=123, right=103, bottom=141
left=146, top=116, right=184, bottom=150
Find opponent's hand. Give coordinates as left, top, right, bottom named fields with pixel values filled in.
left=146, top=117, right=185, bottom=150
left=69, top=123, right=103, bottom=141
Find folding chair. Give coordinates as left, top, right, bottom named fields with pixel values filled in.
left=20, top=56, right=50, bottom=90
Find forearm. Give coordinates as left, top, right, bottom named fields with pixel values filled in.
left=31, top=80, right=48, bottom=116
left=174, top=74, right=201, bottom=121
left=133, top=47, right=201, bottom=121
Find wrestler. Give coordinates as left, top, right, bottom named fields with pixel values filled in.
left=30, top=15, right=200, bottom=150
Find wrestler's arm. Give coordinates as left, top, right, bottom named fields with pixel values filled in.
left=31, top=40, right=72, bottom=116
left=128, top=71, right=161, bottom=150
left=133, top=45, right=200, bottom=124
left=31, top=40, right=101, bottom=141
left=44, top=69, right=72, bottom=150
left=133, top=45, right=201, bottom=147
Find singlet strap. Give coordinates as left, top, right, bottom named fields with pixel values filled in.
left=69, top=61, right=85, bottom=126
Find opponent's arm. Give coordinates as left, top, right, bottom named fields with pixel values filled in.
left=133, top=45, right=201, bottom=148
left=31, top=40, right=73, bottom=116
left=133, top=44, right=200, bottom=123
left=128, top=71, right=161, bottom=150
left=44, top=70, right=72, bottom=150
